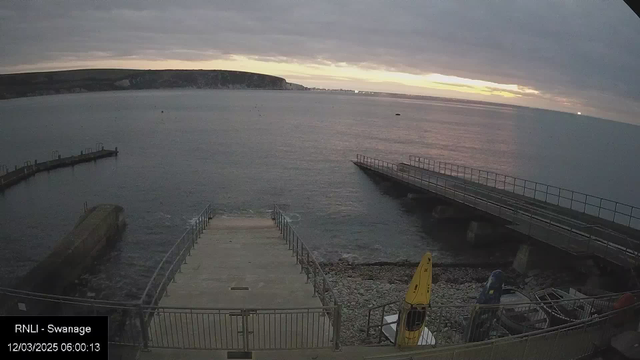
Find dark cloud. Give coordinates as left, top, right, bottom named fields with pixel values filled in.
left=1, top=0, right=639, bottom=122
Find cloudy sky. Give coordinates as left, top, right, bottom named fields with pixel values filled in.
left=1, top=0, right=639, bottom=124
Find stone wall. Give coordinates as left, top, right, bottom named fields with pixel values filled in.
left=2, top=204, right=125, bottom=314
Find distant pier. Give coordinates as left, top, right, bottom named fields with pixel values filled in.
left=0, top=146, right=118, bottom=191
left=354, top=154, right=640, bottom=270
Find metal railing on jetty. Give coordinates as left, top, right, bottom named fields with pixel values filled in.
left=0, top=144, right=119, bottom=191
left=355, top=154, right=640, bottom=269
left=140, top=205, right=213, bottom=307
left=0, top=204, right=342, bottom=351
left=0, top=204, right=214, bottom=350
left=0, top=287, right=145, bottom=345
left=272, top=204, right=342, bottom=349
left=408, top=155, right=640, bottom=230
left=272, top=205, right=340, bottom=309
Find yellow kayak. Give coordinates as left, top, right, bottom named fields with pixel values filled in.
left=396, top=252, right=432, bottom=347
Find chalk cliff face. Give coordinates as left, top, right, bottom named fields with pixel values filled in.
left=0, top=69, right=307, bottom=100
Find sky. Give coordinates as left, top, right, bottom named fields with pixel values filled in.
left=1, top=0, right=639, bottom=124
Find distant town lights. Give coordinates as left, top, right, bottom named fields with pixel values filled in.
left=577, top=112, right=582, bottom=115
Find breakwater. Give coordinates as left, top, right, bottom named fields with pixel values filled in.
left=0, top=146, right=118, bottom=191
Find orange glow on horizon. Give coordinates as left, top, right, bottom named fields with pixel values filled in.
left=1, top=55, right=542, bottom=98
left=1, top=54, right=597, bottom=119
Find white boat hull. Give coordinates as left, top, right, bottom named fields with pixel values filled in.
left=381, top=314, right=436, bottom=346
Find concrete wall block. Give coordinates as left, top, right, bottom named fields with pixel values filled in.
left=3, top=204, right=125, bottom=315
left=512, top=243, right=568, bottom=274
left=466, top=221, right=507, bottom=246
left=513, top=244, right=533, bottom=274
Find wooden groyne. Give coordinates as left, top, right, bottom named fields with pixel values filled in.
left=0, top=146, right=118, bottom=191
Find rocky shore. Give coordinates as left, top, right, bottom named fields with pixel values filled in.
left=322, top=260, right=587, bottom=346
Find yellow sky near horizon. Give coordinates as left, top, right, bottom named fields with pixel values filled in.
left=2, top=54, right=593, bottom=118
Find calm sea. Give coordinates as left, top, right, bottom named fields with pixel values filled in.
left=1, top=89, right=639, bottom=300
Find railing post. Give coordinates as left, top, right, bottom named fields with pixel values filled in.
left=571, top=191, right=575, bottom=211
left=138, top=304, right=150, bottom=350
left=291, top=235, right=296, bottom=256
left=521, top=337, right=530, bottom=359
left=488, top=341, right=496, bottom=360
left=366, top=308, right=372, bottom=338
left=322, top=277, right=327, bottom=305
left=312, top=265, right=317, bottom=296
left=295, top=237, right=299, bottom=264
left=305, top=251, right=310, bottom=282
left=300, top=246, right=304, bottom=274
left=598, top=198, right=603, bottom=218
left=378, top=305, right=386, bottom=343
left=580, top=321, right=590, bottom=357
left=242, top=309, right=249, bottom=352
left=333, top=304, right=341, bottom=350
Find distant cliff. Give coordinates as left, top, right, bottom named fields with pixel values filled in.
left=0, top=69, right=307, bottom=100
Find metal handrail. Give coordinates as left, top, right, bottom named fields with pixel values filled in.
left=1, top=285, right=340, bottom=350
left=404, top=155, right=640, bottom=276
left=0, top=284, right=338, bottom=312
left=272, top=204, right=342, bottom=350
left=1, top=206, right=342, bottom=351
left=364, top=300, right=640, bottom=359
left=409, top=155, right=640, bottom=230
left=0, top=286, right=140, bottom=307
left=143, top=305, right=339, bottom=350
left=272, top=204, right=339, bottom=307
left=366, top=289, right=640, bottom=335
left=365, top=291, right=639, bottom=354
left=368, top=289, right=640, bottom=313
left=355, top=154, right=640, bottom=268
left=1, top=145, right=115, bottom=181
left=140, top=204, right=213, bottom=306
